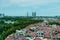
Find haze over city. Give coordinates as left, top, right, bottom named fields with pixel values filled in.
left=0, top=0, right=60, bottom=16
left=0, top=0, right=60, bottom=40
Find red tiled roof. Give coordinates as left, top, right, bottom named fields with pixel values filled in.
left=44, top=33, right=50, bottom=38
left=53, top=34, right=58, bottom=38
left=31, top=32, right=37, bottom=37
left=6, top=34, right=14, bottom=40
left=45, top=31, right=50, bottom=37
left=35, top=38, right=41, bottom=40
left=36, top=26, right=42, bottom=30
left=18, top=36, right=25, bottom=40
left=57, top=26, right=60, bottom=32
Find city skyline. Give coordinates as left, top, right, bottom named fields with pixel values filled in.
left=0, top=0, right=60, bottom=16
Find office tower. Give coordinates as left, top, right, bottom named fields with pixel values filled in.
left=0, top=13, right=4, bottom=18
left=32, top=12, right=36, bottom=17
left=27, top=12, right=28, bottom=17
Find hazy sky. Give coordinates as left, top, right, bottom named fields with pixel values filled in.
left=0, top=0, right=60, bottom=16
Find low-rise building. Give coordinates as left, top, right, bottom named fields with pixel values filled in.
left=36, top=30, right=44, bottom=38
left=30, top=26, right=37, bottom=32
left=14, top=29, right=27, bottom=40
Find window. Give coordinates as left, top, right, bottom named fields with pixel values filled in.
left=41, top=33, right=44, bottom=35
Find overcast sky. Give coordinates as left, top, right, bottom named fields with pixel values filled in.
left=0, top=0, right=60, bottom=16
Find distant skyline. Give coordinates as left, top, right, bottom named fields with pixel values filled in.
left=0, top=0, right=60, bottom=16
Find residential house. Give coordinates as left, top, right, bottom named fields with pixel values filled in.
left=30, top=26, right=37, bottom=32
left=52, top=33, right=60, bottom=40
left=14, top=29, right=27, bottom=40
left=40, top=22, right=48, bottom=27
left=0, top=14, right=4, bottom=18
left=36, top=30, right=44, bottom=38
left=35, top=37, right=42, bottom=40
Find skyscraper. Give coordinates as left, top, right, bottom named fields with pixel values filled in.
left=0, top=13, right=4, bottom=18
left=32, top=12, right=36, bottom=17
left=27, top=12, right=28, bottom=17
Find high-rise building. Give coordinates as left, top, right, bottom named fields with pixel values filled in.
left=0, top=13, right=4, bottom=18
left=27, top=12, right=28, bottom=17
left=32, top=12, right=36, bottom=17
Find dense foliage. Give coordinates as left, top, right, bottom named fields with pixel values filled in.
left=49, top=22, right=60, bottom=25
left=0, top=17, right=43, bottom=40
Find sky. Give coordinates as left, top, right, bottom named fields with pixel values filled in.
left=0, top=0, right=60, bottom=16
